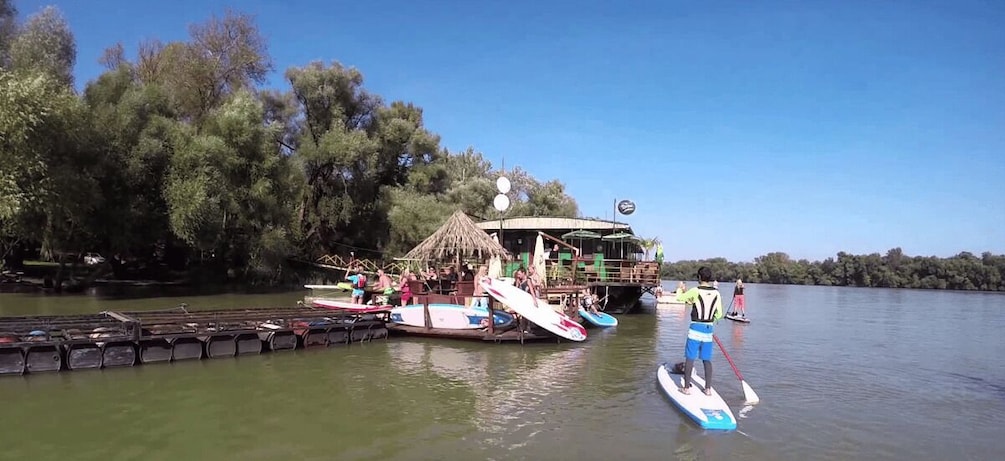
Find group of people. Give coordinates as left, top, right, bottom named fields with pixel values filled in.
left=672, top=268, right=749, bottom=396
left=344, top=263, right=501, bottom=310
left=344, top=265, right=418, bottom=306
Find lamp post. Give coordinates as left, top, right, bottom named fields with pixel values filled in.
left=494, top=176, right=511, bottom=246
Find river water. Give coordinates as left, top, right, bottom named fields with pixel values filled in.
left=1, top=283, right=1003, bottom=460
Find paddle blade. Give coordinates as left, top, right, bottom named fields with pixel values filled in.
left=741, top=380, right=760, bottom=404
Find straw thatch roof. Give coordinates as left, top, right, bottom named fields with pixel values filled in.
left=403, top=210, right=510, bottom=263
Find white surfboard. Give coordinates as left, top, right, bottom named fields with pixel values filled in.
left=657, top=363, right=737, bottom=431
left=312, top=299, right=392, bottom=313
left=390, top=303, right=514, bottom=330
left=480, top=278, right=587, bottom=342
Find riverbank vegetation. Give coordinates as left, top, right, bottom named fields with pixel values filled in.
left=661, top=249, right=1005, bottom=291
left=0, top=3, right=578, bottom=289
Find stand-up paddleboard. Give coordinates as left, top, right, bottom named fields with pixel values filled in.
left=480, top=278, right=587, bottom=342
left=305, top=283, right=354, bottom=292
left=312, top=299, right=392, bottom=313
left=657, top=362, right=737, bottom=431
left=725, top=314, right=750, bottom=323
left=578, top=308, right=618, bottom=327
left=390, top=303, right=514, bottom=329
left=657, top=295, right=685, bottom=305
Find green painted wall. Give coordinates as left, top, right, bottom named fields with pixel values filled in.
left=502, top=251, right=608, bottom=281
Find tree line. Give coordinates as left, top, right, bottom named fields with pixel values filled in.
left=0, top=3, right=579, bottom=286
left=660, top=249, right=1005, bottom=291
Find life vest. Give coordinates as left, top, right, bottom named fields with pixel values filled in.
left=355, top=274, right=367, bottom=289
left=689, top=286, right=720, bottom=322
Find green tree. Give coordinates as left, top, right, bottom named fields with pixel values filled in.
left=5, top=6, right=76, bottom=86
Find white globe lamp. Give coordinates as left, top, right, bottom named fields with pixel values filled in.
left=493, top=193, right=510, bottom=212
left=496, top=176, right=511, bottom=194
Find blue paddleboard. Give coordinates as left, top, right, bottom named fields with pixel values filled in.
left=656, top=363, right=737, bottom=431
left=578, top=308, right=618, bottom=327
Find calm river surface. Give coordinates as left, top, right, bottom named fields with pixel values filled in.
left=1, top=283, right=1003, bottom=460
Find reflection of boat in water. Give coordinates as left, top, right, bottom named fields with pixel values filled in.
left=386, top=340, right=491, bottom=383
left=386, top=339, right=591, bottom=436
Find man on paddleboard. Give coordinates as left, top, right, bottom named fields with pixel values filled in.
left=676, top=266, right=724, bottom=396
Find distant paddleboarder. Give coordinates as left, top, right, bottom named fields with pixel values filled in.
left=730, top=278, right=747, bottom=318
left=675, top=267, right=724, bottom=396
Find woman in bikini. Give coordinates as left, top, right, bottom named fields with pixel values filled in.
left=397, top=269, right=416, bottom=307
left=471, top=265, right=489, bottom=308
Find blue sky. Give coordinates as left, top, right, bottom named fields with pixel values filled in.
left=14, top=0, right=1005, bottom=261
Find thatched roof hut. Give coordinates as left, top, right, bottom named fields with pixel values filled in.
left=403, top=210, right=510, bottom=265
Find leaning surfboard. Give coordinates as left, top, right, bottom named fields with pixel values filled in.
left=656, top=362, right=737, bottom=431
left=480, top=278, right=587, bottom=341
left=312, top=299, right=392, bottom=313
left=578, top=308, right=618, bottom=327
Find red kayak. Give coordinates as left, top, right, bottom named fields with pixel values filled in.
left=312, top=299, right=392, bottom=313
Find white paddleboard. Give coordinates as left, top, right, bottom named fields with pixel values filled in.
left=657, top=295, right=685, bottom=305
left=390, top=303, right=514, bottom=330
left=725, top=314, right=750, bottom=323
left=480, top=278, right=587, bottom=342
left=312, top=299, right=392, bottom=313
left=657, top=363, right=737, bottom=431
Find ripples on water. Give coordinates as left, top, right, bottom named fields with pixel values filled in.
left=2, top=284, right=1004, bottom=460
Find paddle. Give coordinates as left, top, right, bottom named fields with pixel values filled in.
left=712, top=334, right=760, bottom=404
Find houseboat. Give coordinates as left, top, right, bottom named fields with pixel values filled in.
left=475, top=217, right=661, bottom=313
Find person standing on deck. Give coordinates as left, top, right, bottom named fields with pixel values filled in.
left=676, top=266, right=724, bottom=396
left=397, top=269, right=416, bottom=307
left=346, top=267, right=368, bottom=305
left=514, top=267, right=540, bottom=307
left=731, top=278, right=747, bottom=318
left=471, top=265, right=490, bottom=308
left=373, top=269, right=394, bottom=305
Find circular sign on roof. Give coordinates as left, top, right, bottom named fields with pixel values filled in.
left=496, top=176, right=511, bottom=194
left=617, top=199, right=636, bottom=216
left=493, top=193, right=511, bottom=212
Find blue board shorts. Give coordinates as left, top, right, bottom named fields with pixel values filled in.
left=684, top=322, right=715, bottom=361
left=352, top=289, right=365, bottom=298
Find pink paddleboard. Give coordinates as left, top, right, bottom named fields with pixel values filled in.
left=479, top=278, right=587, bottom=342
left=312, top=299, right=392, bottom=313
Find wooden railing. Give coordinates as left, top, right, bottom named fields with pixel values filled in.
left=542, top=258, right=661, bottom=287
left=314, top=254, right=414, bottom=277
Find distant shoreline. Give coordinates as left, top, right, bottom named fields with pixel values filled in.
left=659, top=249, right=1005, bottom=292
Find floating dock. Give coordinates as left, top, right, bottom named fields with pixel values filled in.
left=0, top=306, right=388, bottom=376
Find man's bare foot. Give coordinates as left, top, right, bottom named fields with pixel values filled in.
left=703, top=387, right=712, bottom=396
left=678, top=386, right=691, bottom=395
